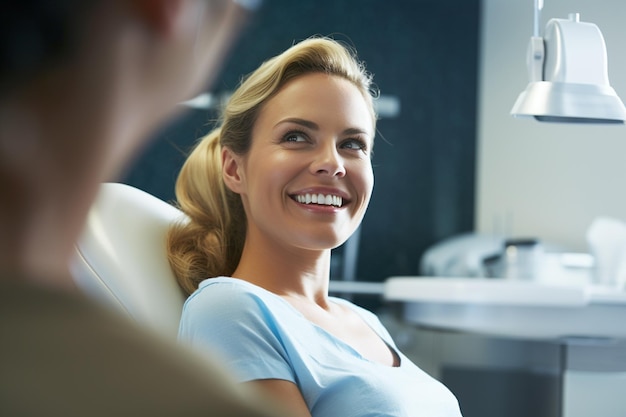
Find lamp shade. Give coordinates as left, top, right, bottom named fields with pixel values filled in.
left=511, top=15, right=626, bottom=124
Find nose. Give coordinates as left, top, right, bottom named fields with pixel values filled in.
left=310, top=143, right=346, bottom=178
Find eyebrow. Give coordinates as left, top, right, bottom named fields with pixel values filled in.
left=275, top=117, right=371, bottom=137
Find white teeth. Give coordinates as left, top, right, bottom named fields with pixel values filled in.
left=295, top=193, right=343, bottom=207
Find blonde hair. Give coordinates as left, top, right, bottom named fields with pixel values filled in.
left=167, top=36, right=378, bottom=295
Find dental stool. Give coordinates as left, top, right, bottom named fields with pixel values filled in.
left=70, top=183, right=187, bottom=339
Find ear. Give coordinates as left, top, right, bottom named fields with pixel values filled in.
left=222, top=146, right=245, bottom=194
left=130, top=0, right=185, bottom=37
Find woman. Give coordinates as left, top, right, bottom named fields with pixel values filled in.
left=169, top=37, right=463, bottom=417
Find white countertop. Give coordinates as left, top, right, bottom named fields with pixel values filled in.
left=384, top=277, right=626, bottom=341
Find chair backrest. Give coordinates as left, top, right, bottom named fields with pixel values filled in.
left=70, top=183, right=188, bottom=338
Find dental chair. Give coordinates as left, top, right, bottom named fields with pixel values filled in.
left=70, top=183, right=188, bottom=339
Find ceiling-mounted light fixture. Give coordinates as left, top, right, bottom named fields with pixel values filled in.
left=510, top=0, right=626, bottom=124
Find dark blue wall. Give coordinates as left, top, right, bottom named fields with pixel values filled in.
left=122, top=0, right=480, bottom=288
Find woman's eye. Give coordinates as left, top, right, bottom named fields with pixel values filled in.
left=341, top=138, right=368, bottom=151
left=283, top=132, right=308, bottom=143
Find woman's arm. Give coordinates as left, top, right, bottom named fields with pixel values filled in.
left=245, top=379, right=312, bottom=417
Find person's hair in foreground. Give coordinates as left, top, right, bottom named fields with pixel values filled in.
left=168, top=36, right=377, bottom=294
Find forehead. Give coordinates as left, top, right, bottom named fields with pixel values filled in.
left=255, top=73, right=375, bottom=136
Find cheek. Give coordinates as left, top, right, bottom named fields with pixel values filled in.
left=357, top=163, right=375, bottom=202
left=244, top=155, right=291, bottom=202
left=258, top=151, right=300, bottom=184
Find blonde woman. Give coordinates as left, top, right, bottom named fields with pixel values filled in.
left=169, top=37, right=463, bottom=417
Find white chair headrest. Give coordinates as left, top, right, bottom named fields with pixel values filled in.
left=71, top=183, right=188, bottom=338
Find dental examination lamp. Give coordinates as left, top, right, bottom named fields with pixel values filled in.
left=510, top=0, right=626, bottom=124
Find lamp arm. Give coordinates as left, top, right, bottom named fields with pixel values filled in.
left=533, top=0, right=544, bottom=37
left=527, top=36, right=545, bottom=83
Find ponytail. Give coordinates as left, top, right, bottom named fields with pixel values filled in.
left=167, top=129, right=246, bottom=296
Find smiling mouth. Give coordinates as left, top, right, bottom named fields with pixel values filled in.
left=292, top=193, right=344, bottom=208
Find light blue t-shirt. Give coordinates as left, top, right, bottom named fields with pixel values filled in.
left=179, top=277, right=462, bottom=417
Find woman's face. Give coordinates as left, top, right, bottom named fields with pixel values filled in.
left=224, top=72, right=375, bottom=252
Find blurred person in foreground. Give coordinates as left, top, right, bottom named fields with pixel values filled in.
left=0, top=1, right=289, bottom=416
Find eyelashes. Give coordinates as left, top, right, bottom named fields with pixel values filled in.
left=280, top=130, right=369, bottom=154
left=282, top=131, right=308, bottom=143
left=341, top=138, right=369, bottom=151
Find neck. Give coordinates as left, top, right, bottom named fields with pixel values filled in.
left=233, top=232, right=333, bottom=306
